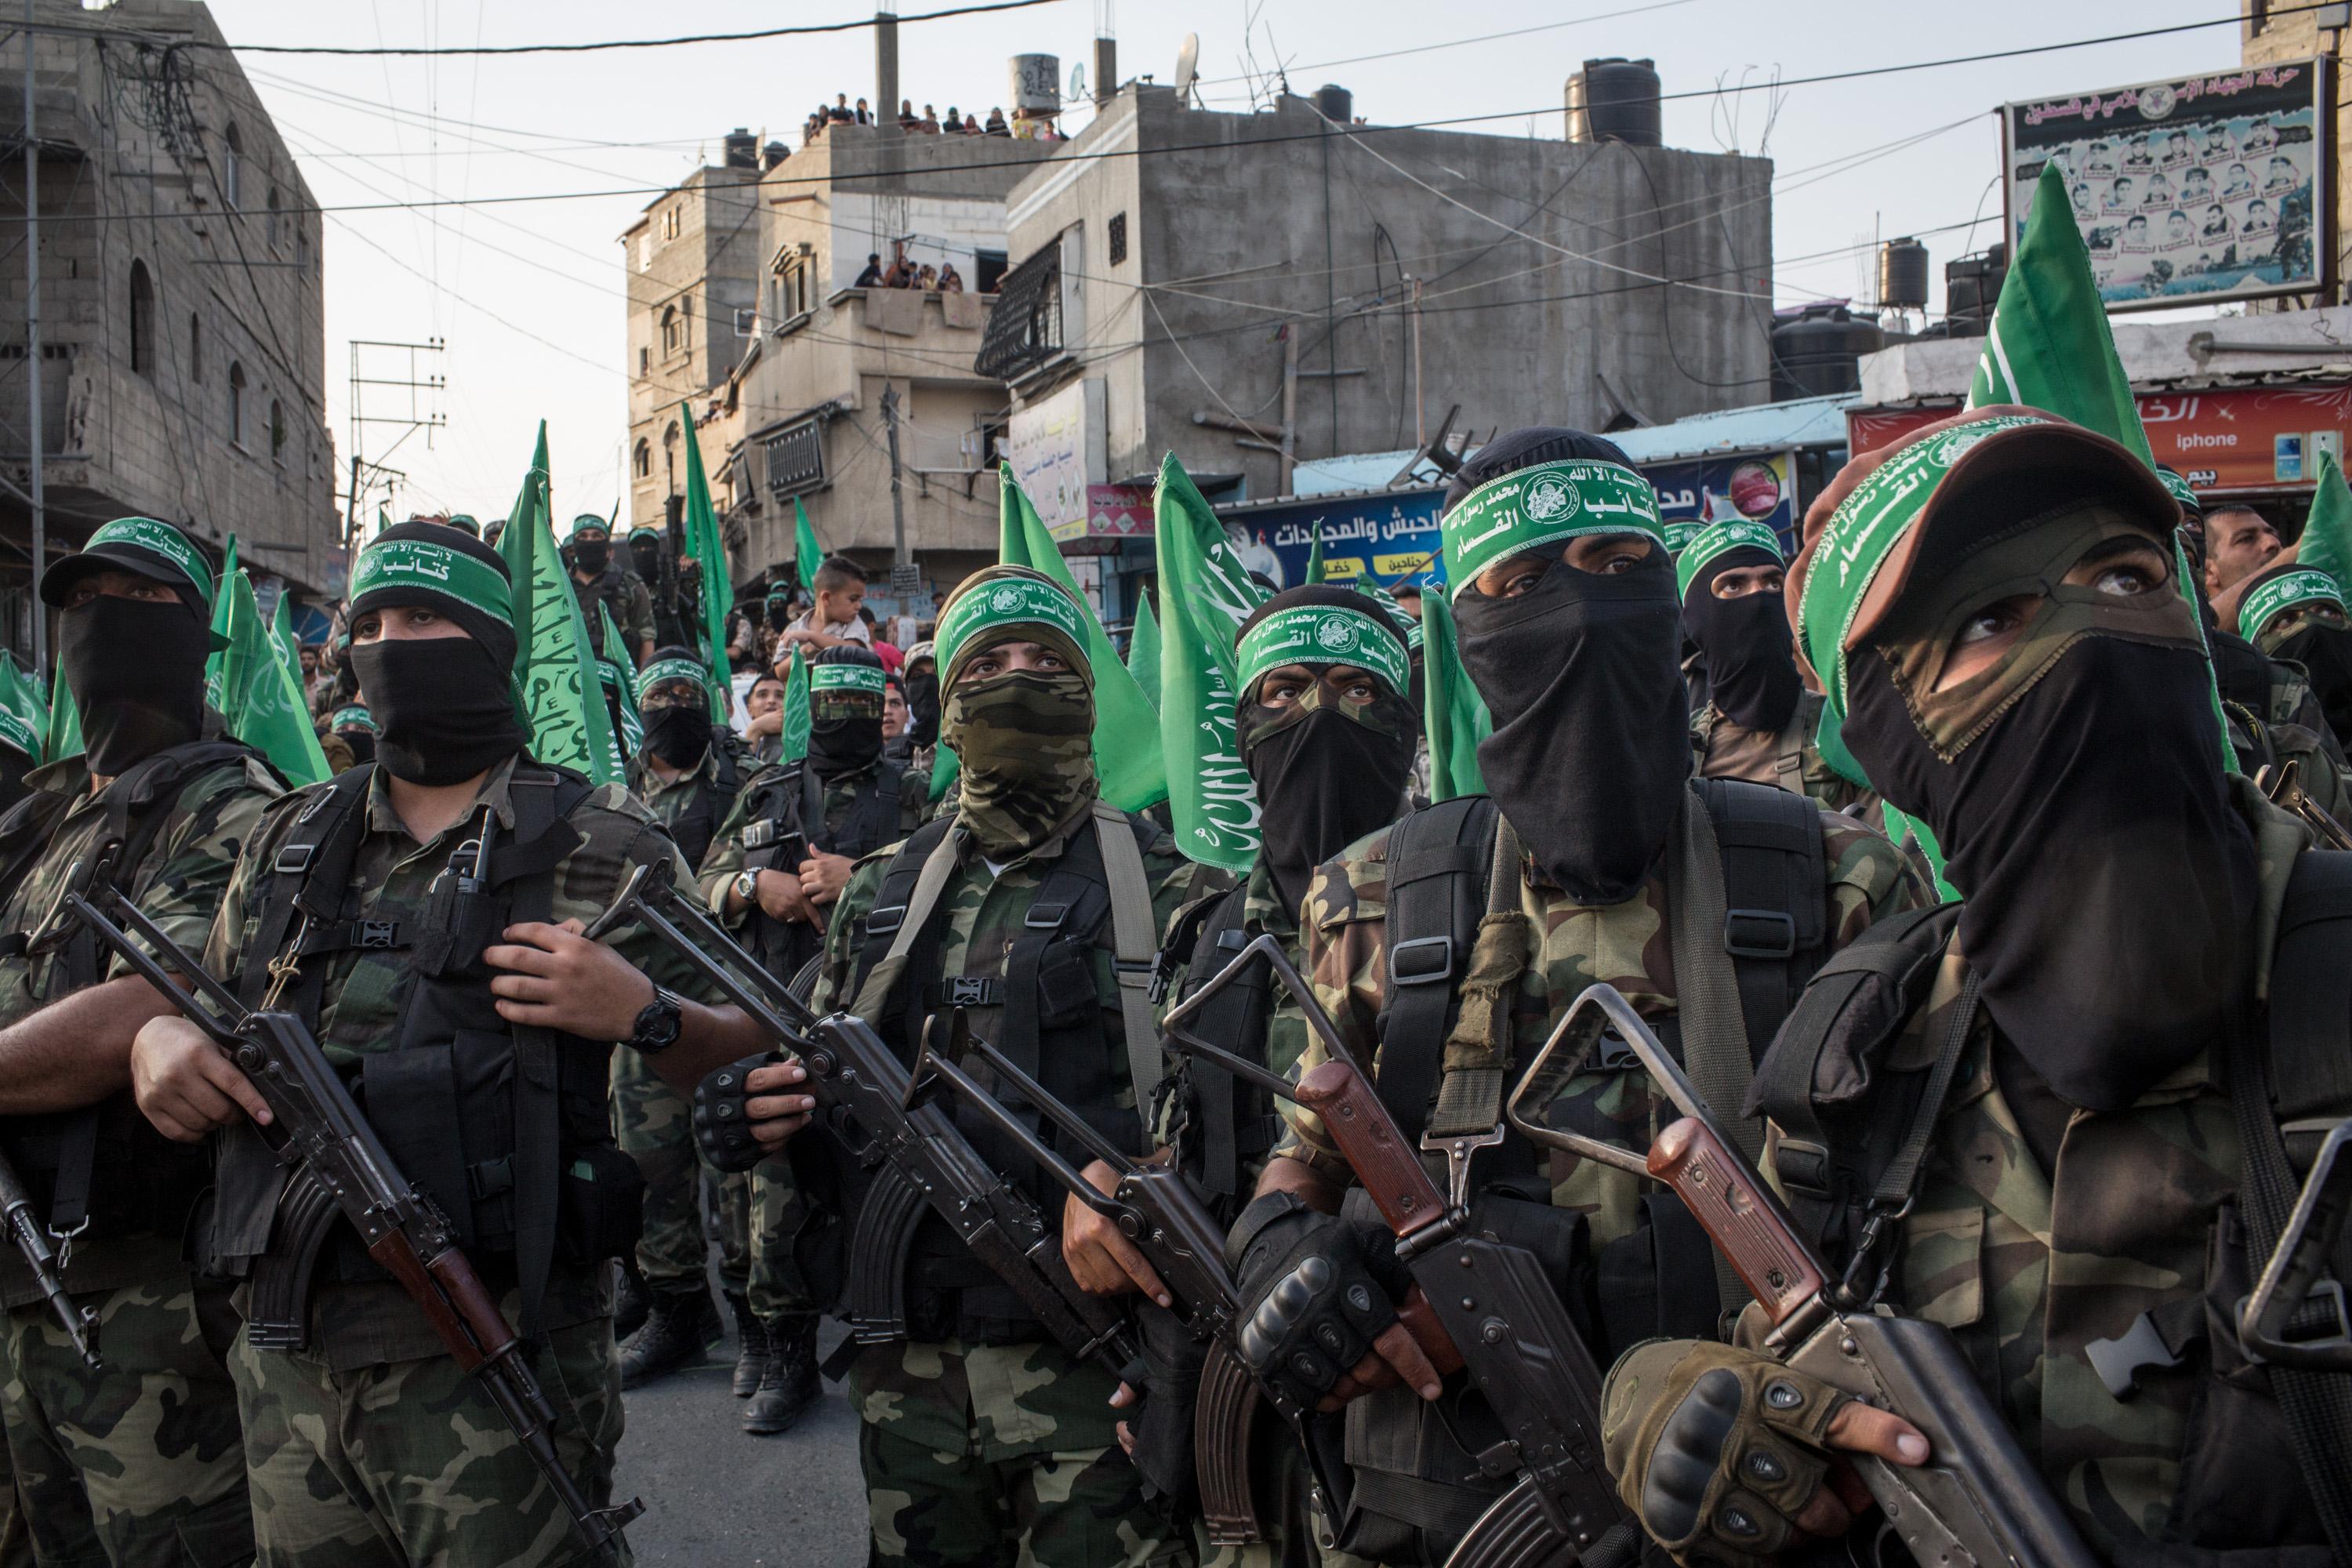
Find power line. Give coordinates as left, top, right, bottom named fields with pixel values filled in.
left=1194, top=0, right=1697, bottom=90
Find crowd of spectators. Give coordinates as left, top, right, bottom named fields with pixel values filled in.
left=804, top=94, right=1062, bottom=145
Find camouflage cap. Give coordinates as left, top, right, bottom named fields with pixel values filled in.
left=1674, top=517, right=1784, bottom=603
left=936, top=564, right=1092, bottom=689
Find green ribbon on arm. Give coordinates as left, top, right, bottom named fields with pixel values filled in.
left=495, top=421, right=623, bottom=786
left=1152, top=453, right=1271, bottom=873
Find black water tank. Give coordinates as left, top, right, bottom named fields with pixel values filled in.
left=1878, top=238, right=1929, bottom=310
left=763, top=140, right=789, bottom=171
left=1567, top=58, right=1663, bottom=147
left=1945, top=243, right=2009, bottom=325
left=1770, top=303, right=1886, bottom=401
left=1315, top=83, right=1353, bottom=124
left=723, top=128, right=758, bottom=169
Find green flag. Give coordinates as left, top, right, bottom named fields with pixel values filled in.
left=1419, top=592, right=1490, bottom=801
left=0, top=653, right=41, bottom=738
left=779, top=646, right=811, bottom=765
left=496, top=423, right=623, bottom=785
left=794, top=496, right=823, bottom=594
left=41, top=660, right=79, bottom=765
left=204, top=534, right=241, bottom=711
left=1153, top=454, right=1272, bottom=873
left=1305, top=524, right=1327, bottom=584
left=677, top=401, right=735, bottom=721
left=216, top=567, right=330, bottom=786
left=597, top=604, right=644, bottom=763
left=1126, top=598, right=1162, bottom=710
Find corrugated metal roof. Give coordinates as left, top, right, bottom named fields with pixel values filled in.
left=1292, top=450, right=1454, bottom=496
left=1601, top=394, right=1857, bottom=463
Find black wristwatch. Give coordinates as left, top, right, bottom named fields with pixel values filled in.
left=626, top=985, right=685, bottom=1055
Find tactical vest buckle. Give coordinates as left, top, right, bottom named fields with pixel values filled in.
left=274, top=843, right=317, bottom=877
left=1389, top=935, right=1454, bottom=987
left=866, top=904, right=906, bottom=936
left=743, top=820, right=777, bottom=849
left=943, top=976, right=1001, bottom=1007
left=1025, top=902, right=1071, bottom=930
left=1725, top=909, right=1798, bottom=960
left=357, top=920, right=400, bottom=949
left=1772, top=1138, right=1833, bottom=1198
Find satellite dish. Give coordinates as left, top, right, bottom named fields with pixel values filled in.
left=1173, top=32, right=1200, bottom=104
left=1068, top=62, right=1087, bottom=103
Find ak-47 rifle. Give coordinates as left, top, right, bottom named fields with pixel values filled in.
left=2257, top=759, right=2352, bottom=851
left=1507, top=984, right=2100, bottom=1568
left=0, top=1143, right=98, bottom=1368
left=581, top=862, right=1142, bottom=1384
left=904, top=1009, right=1343, bottom=1548
left=56, top=886, right=642, bottom=1566
left=1161, top=933, right=1638, bottom=1568
left=2239, top=1117, right=2352, bottom=1370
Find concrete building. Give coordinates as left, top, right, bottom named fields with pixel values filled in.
left=687, top=122, right=1057, bottom=622
left=989, top=84, right=1773, bottom=617
left=2241, top=1, right=2352, bottom=305
left=0, top=0, right=338, bottom=656
left=622, top=137, right=763, bottom=536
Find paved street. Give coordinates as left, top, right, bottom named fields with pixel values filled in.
left=614, top=1313, right=868, bottom=1566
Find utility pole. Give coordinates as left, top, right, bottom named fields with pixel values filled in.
left=1409, top=275, right=1425, bottom=453
left=23, top=0, right=45, bottom=673
left=1279, top=323, right=1299, bottom=496
left=880, top=385, right=909, bottom=569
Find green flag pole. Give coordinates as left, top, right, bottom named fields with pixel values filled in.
left=678, top=401, right=736, bottom=721
left=497, top=423, right=623, bottom=785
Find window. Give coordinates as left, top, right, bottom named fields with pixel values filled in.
left=223, top=123, right=243, bottom=209
left=973, top=249, right=1009, bottom=294
left=638, top=345, right=649, bottom=376
left=681, top=294, right=692, bottom=350
left=227, top=361, right=246, bottom=446
left=662, top=206, right=681, bottom=241
left=764, top=418, right=826, bottom=498
left=187, top=313, right=201, bottom=383
left=269, top=397, right=285, bottom=461
left=733, top=306, right=757, bottom=336
left=773, top=253, right=814, bottom=324
left=973, top=245, right=1063, bottom=379
left=637, top=234, right=651, bottom=271
left=633, top=440, right=652, bottom=479
left=1107, top=212, right=1127, bottom=267
left=660, top=305, right=680, bottom=357
left=128, top=260, right=154, bottom=376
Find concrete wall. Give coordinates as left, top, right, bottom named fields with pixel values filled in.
left=2242, top=2, right=2350, bottom=306
left=623, top=162, right=761, bottom=528
left=1003, top=88, right=1774, bottom=500
left=0, top=0, right=337, bottom=651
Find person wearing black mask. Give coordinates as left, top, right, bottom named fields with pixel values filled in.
left=318, top=702, right=378, bottom=773
left=1605, top=406, right=2350, bottom=1566
left=695, top=643, right=928, bottom=1436
left=1100, top=584, right=1416, bottom=1542
left=125, top=522, right=768, bottom=1566
left=564, top=514, right=655, bottom=667
left=898, top=638, right=941, bottom=770
left=0, top=517, right=281, bottom=1565
left=1221, top=430, right=1926, bottom=1563
left=1679, top=517, right=1870, bottom=811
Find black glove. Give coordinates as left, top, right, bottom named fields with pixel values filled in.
left=694, top=1051, right=784, bottom=1174
left=1227, top=1192, right=1409, bottom=1410
left=1119, top=1298, right=1210, bottom=1508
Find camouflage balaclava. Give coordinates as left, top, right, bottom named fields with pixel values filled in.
left=1795, top=408, right=2253, bottom=1113
left=935, top=565, right=1097, bottom=857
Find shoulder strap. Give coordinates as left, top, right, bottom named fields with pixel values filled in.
left=1374, top=794, right=1499, bottom=1145
left=849, top=815, right=959, bottom=1020
left=1091, top=798, right=1163, bottom=1131
left=1697, top=775, right=1829, bottom=1065
left=2267, top=848, right=2352, bottom=1156
left=240, top=765, right=376, bottom=1010
left=1170, top=884, right=1264, bottom=1196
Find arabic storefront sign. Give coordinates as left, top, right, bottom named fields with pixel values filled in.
left=2003, top=61, right=2328, bottom=310
left=1849, top=385, right=2352, bottom=495
left=1218, top=491, right=1447, bottom=592
left=1646, top=451, right=1798, bottom=554
left=1050, top=484, right=1155, bottom=554
left=1004, top=378, right=1105, bottom=538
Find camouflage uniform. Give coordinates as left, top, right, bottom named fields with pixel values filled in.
left=572, top=566, right=655, bottom=666
left=198, top=756, right=721, bottom=1567
left=614, top=749, right=755, bottom=1308
left=0, top=750, right=278, bottom=1566
left=1689, top=688, right=1873, bottom=815
left=698, top=755, right=928, bottom=1323
left=809, top=797, right=1221, bottom=1568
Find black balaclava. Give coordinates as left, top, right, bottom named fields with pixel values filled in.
left=639, top=646, right=713, bottom=769
left=572, top=526, right=610, bottom=576
left=808, top=643, right=886, bottom=779
left=906, top=664, right=941, bottom=748
left=1446, top=428, right=1690, bottom=903
left=339, top=729, right=378, bottom=767
left=629, top=532, right=662, bottom=583
left=64, top=595, right=210, bottom=777
left=1682, top=549, right=1802, bottom=733
left=2268, top=619, right=2352, bottom=740
left=1236, top=586, right=1417, bottom=916
left=347, top=521, right=526, bottom=786
left=1842, top=492, right=2255, bottom=1114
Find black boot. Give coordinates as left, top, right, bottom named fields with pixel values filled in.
left=612, top=1256, right=652, bottom=1343
left=618, top=1287, right=721, bottom=1389
left=742, top=1314, right=821, bottom=1436
left=728, top=1292, right=772, bottom=1399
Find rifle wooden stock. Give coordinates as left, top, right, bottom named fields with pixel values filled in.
left=1293, top=1060, right=1447, bottom=1238
left=1647, top=1118, right=1827, bottom=1328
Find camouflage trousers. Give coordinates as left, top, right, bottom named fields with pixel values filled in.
left=852, top=1339, right=1190, bottom=1568
left=611, top=1047, right=811, bottom=1312
left=0, top=1276, right=251, bottom=1567
left=0, top=1451, right=25, bottom=1568
left=230, top=1316, right=623, bottom=1568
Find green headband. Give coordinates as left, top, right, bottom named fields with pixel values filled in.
left=0, top=708, right=34, bottom=759
left=1441, top=458, right=1663, bottom=600
left=637, top=656, right=713, bottom=702
left=350, top=536, right=514, bottom=627
left=2240, top=567, right=2347, bottom=642
left=937, top=574, right=1089, bottom=677
left=1662, top=520, right=1705, bottom=557
left=628, top=525, right=659, bottom=541
left=2158, top=469, right=2199, bottom=515
left=1675, top=519, right=1785, bottom=601
left=85, top=517, right=216, bottom=609
left=1237, top=602, right=1411, bottom=698
left=327, top=704, right=377, bottom=733
left=810, top=662, right=887, bottom=696
left=1797, top=412, right=2051, bottom=716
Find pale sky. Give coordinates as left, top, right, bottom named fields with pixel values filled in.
left=200, top=0, right=2238, bottom=527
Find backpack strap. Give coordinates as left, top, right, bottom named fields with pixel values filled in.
left=1374, top=795, right=1499, bottom=1146
left=1165, top=884, right=1268, bottom=1197
left=848, top=815, right=958, bottom=1025
left=1696, top=775, right=1829, bottom=1066
left=1091, top=799, right=1165, bottom=1136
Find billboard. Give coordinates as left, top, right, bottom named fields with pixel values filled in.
left=1218, top=491, right=1446, bottom=594
left=1001, top=378, right=1104, bottom=537
left=1648, top=451, right=1799, bottom=554
left=2002, top=60, right=2328, bottom=310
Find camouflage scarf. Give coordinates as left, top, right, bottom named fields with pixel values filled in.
left=946, top=670, right=1098, bottom=858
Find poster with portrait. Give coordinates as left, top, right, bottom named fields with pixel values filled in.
left=2003, top=60, right=2328, bottom=309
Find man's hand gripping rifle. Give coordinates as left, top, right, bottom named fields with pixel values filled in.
left=1505, top=982, right=2099, bottom=1568
left=1163, top=932, right=1639, bottom=1568
left=55, top=884, right=643, bottom=1566
left=581, top=862, right=1142, bottom=1384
